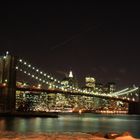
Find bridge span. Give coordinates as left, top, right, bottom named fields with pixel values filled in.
left=0, top=53, right=140, bottom=114
left=16, top=87, right=139, bottom=103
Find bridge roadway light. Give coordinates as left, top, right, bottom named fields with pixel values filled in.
left=37, top=84, right=41, bottom=89
left=16, top=66, right=18, bottom=70
left=3, top=83, right=7, bottom=86
left=3, top=56, right=6, bottom=59
left=24, top=71, right=27, bottom=74
left=23, top=83, right=27, bottom=86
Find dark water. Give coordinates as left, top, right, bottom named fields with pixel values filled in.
left=0, top=113, right=140, bottom=138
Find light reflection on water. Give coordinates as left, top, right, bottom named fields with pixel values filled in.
left=0, top=113, right=140, bottom=138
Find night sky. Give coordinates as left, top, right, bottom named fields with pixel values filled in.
left=0, top=2, right=140, bottom=88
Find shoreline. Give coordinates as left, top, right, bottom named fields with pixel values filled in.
left=0, top=112, right=58, bottom=118
left=0, top=131, right=139, bottom=140
left=0, top=111, right=137, bottom=118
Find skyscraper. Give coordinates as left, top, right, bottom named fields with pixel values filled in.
left=61, top=70, right=78, bottom=89
left=84, top=77, right=96, bottom=92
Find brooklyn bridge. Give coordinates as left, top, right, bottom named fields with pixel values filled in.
left=0, top=52, right=140, bottom=114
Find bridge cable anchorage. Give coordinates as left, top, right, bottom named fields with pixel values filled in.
left=16, top=58, right=80, bottom=92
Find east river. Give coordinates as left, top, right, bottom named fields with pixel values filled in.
left=0, top=113, right=140, bottom=138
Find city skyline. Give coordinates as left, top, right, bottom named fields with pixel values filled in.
left=0, top=3, right=140, bottom=88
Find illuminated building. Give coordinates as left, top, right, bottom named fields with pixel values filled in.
left=16, top=91, right=49, bottom=112
left=85, top=77, right=95, bottom=88
left=108, top=82, right=116, bottom=93
left=61, top=70, right=78, bottom=89
left=59, top=70, right=78, bottom=111
left=95, top=83, right=103, bottom=93
left=61, top=78, right=69, bottom=89
left=84, top=77, right=95, bottom=92
left=105, top=82, right=116, bottom=93
left=69, top=70, right=73, bottom=78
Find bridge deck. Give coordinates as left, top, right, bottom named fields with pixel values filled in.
left=16, top=87, right=138, bottom=103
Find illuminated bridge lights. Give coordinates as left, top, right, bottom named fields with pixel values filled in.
left=111, top=88, right=129, bottom=96
left=0, top=83, right=7, bottom=87
left=17, top=58, right=80, bottom=91
left=19, top=59, right=22, bottom=62
left=16, top=58, right=140, bottom=101
left=16, top=86, right=138, bottom=103
left=17, top=59, right=60, bottom=84
left=24, top=71, right=27, bottom=74
left=15, top=66, right=18, bottom=70
left=16, top=68, right=59, bottom=89
left=116, top=87, right=139, bottom=96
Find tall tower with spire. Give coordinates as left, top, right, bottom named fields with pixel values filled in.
left=68, top=70, right=78, bottom=87
left=69, top=70, right=73, bottom=78
left=61, top=70, right=78, bottom=89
